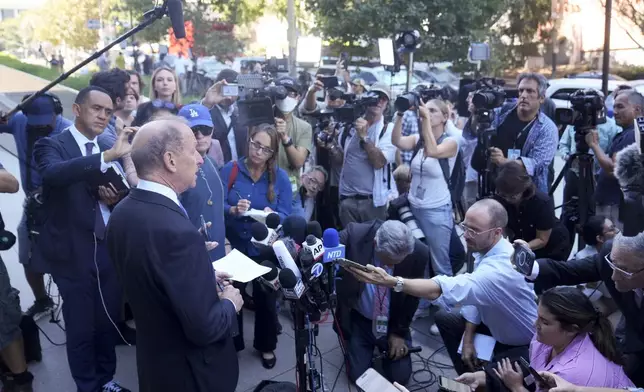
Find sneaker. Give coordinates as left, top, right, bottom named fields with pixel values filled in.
left=102, top=381, right=131, bottom=392
left=429, top=324, right=440, bottom=335
left=25, top=297, right=56, bottom=321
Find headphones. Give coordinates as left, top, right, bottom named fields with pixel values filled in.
left=21, top=92, right=64, bottom=116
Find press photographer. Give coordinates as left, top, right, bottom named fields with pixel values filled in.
left=586, top=89, right=644, bottom=230
left=0, top=93, right=71, bottom=320
left=468, top=73, right=558, bottom=196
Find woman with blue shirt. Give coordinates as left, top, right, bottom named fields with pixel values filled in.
left=220, top=122, right=292, bottom=369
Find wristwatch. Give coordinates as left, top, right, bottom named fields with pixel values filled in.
left=282, top=138, right=294, bottom=147
left=393, top=277, right=404, bottom=293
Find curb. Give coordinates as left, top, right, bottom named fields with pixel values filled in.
left=0, top=92, right=16, bottom=110
left=0, top=64, right=80, bottom=94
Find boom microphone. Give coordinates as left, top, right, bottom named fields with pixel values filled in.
left=166, top=0, right=186, bottom=39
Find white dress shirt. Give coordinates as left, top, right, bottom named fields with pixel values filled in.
left=218, top=105, right=237, bottom=161
left=68, top=125, right=112, bottom=226
left=136, top=180, right=182, bottom=208
left=432, top=238, right=538, bottom=346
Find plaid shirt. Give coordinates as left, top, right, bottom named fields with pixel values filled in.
left=400, top=110, right=420, bottom=165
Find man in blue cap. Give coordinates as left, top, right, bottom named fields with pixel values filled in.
left=178, top=104, right=226, bottom=261
left=0, top=93, right=71, bottom=320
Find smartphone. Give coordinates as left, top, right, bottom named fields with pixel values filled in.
left=337, top=258, right=371, bottom=272
left=199, top=215, right=211, bottom=241
left=318, top=75, right=339, bottom=89
left=356, top=368, right=400, bottom=392
left=222, top=84, right=239, bottom=97
left=340, top=52, right=349, bottom=69
left=511, top=242, right=536, bottom=276
left=518, top=357, right=552, bottom=388
left=439, top=376, right=471, bottom=392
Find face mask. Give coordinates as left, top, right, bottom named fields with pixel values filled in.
left=276, top=96, right=298, bottom=114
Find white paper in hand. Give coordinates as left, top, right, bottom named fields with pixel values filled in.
left=212, top=249, right=271, bottom=283
left=457, top=333, right=496, bottom=361
left=243, top=209, right=270, bottom=224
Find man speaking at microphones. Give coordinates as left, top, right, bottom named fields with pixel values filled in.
left=333, top=220, right=427, bottom=386
left=106, top=118, right=242, bottom=392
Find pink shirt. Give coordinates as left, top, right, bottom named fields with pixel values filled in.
left=530, top=334, right=633, bottom=391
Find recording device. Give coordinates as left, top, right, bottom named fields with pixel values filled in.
left=306, top=221, right=323, bottom=239
left=511, top=242, right=536, bottom=276
left=555, top=89, right=607, bottom=154
left=258, top=260, right=281, bottom=291
left=282, top=215, right=308, bottom=245
left=388, top=195, right=425, bottom=241
left=222, top=84, right=239, bottom=97
left=438, top=376, right=471, bottom=392
left=458, top=77, right=518, bottom=120
left=356, top=368, right=401, bottom=392
left=336, top=258, right=371, bottom=272
left=322, top=228, right=346, bottom=263
left=394, top=85, right=446, bottom=113
left=334, top=92, right=380, bottom=124
left=235, top=73, right=289, bottom=127
left=266, top=212, right=282, bottom=235
left=340, top=52, right=349, bottom=69
left=88, top=166, right=130, bottom=193
left=518, top=357, right=553, bottom=388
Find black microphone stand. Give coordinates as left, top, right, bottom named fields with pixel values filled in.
left=1, top=0, right=175, bottom=120
left=293, top=305, right=310, bottom=392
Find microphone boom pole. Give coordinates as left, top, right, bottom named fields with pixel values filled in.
left=1, top=0, right=180, bottom=121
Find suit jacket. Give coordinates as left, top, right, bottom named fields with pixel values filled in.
left=533, top=240, right=644, bottom=353
left=33, top=129, right=107, bottom=278
left=106, top=188, right=238, bottom=392
left=210, top=105, right=247, bottom=163
left=336, top=220, right=427, bottom=339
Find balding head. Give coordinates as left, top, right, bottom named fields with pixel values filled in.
left=463, top=198, right=508, bottom=253
left=131, top=116, right=203, bottom=193
left=469, top=198, right=508, bottom=229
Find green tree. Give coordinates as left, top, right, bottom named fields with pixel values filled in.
left=0, top=13, right=36, bottom=52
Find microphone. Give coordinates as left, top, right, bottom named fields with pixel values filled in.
left=615, top=143, right=643, bottom=193
left=374, top=346, right=423, bottom=360
left=166, top=0, right=186, bottom=39
left=272, top=240, right=302, bottom=279
left=258, top=261, right=281, bottom=292
left=250, top=221, right=279, bottom=248
left=302, top=234, right=325, bottom=262
left=282, top=215, right=307, bottom=245
left=299, top=250, right=328, bottom=311
left=306, top=221, right=323, bottom=238
left=322, top=228, right=346, bottom=263
left=278, top=268, right=306, bottom=300
left=266, top=212, right=282, bottom=231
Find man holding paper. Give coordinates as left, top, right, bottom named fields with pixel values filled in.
left=345, top=199, right=537, bottom=375
left=107, top=118, right=242, bottom=392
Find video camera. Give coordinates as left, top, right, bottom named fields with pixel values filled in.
left=457, top=77, right=518, bottom=120
left=394, top=84, right=447, bottom=113
left=233, top=73, right=289, bottom=127
left=555, top=89, right=606, bottom=152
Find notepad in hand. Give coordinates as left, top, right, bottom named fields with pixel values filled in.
left=89, top=166, right=129, bottom=193
left=457, top=333, right=496, bottom=361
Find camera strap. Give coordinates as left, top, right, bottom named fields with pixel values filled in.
left=512, top=116, right=537, bottom=150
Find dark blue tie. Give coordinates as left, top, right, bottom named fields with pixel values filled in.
left=178, top=201, right=188, bottom=218
left=85, top=143, right=106, bottom=240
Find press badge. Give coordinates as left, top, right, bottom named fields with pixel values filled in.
left=508, top=149, right=521, bottom=160
left=289, top=175, right=299, bottom=193
left=374, top=315, right=388, bottom=337
left=414, top=185, right=426, bottom=200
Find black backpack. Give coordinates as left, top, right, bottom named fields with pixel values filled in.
left=411, top=134, right=466, bottom=207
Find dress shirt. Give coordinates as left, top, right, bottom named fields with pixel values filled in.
left=219, top=105, right=237, bottom=161
left=68, top=124, right=112, bottom=226
left=432, top=238, right=537, bottom=346
left=400, top=110, right=419, bottom=165
left=530, top=334, right=633, bottom=392
left=356, top=256, right=391, bottom=320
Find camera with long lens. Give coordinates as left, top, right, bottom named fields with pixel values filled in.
left=312, top=109, right=338, bottom=147
left=388, top=195, right=425, bottom=241
left=334, top=92, right=380, bottom=124
left=394, top=85, right=445, bottom=113
left=555, top=89, right=606, bottom=154
left=234, top=74, right=289, bottom=127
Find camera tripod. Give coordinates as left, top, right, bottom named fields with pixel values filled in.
left=549, top=130, right=596, bottom=251
left=476, top=119, right=497, bottom=200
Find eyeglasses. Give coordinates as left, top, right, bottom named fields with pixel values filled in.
left=604, top=253, right=644, bottom=278
left=151, top=99, right=177, bottom=110
left=495, top=191, right=523, bottom=201
left=458, top=222, right=498, bottom=238
left=249, top=140, right=274, bottom=156
left=303, top=175, right=323, bottom=191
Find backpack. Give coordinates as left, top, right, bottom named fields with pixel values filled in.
left=227, top=161, right=239, bottom=192
left=411, top=134, right=466, bottom=206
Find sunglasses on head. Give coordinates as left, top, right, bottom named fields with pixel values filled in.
left=151, top=99, right=177, bottom=110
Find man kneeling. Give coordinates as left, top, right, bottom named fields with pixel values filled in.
left=335, top=220, right=427, bottom=385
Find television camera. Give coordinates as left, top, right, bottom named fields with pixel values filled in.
left=312, top=92, right=381, bottom=147
left=232, top=73, right=289, bottom=127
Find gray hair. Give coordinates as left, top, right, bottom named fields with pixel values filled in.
left=131, top=117, right=187, bottom=177
left=613, top=232, right=644, bottom=256
left=470, top=198, right=508, bottom=229
left=620, top=90, right=644, bottom=111
left=374, top=221, right=415, bottom=258
left=517, top=72, right=548, bottom=98
left=308, top=165, right=329, bottom=182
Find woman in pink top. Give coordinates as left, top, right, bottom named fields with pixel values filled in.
left=457, top=287, right=633, bottom=392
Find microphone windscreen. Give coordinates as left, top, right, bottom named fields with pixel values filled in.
left=615, top=143, right=643, bottom=190
left=281, top=237, right=300, bottom=260
left=283, top=215, right=307, bottom=244
left=306, top=221, right=323, bottom=239
left=260, top=260, right=279, bottom=280
left=323, top=228, right=340, bottom=248
left=251, top=222, right=269, bottom=241
left=278, top=268, right=298, bottom=289
left=266, top=213, right=281, bottom=229
left=167, top=0, right=186, bottom=39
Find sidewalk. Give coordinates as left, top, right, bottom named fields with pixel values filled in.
left=0, top=65, right=452, bottom=391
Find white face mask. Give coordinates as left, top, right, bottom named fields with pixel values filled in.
left=276, top=96, right=298, bottom=114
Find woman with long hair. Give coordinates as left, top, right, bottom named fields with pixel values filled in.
left=495, top=160, right=571, bottom=260
left=219, top=123, right=292, bottom=369
left=149, top=66, right=181, bottom=106
left=457, top=287, right=633, bottom=392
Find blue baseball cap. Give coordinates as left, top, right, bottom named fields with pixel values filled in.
left=178, top=104, right=214, bottom=129
left=22, top=95, right=58, bottom=126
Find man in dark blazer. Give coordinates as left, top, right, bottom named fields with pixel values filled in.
left=335, top=220, right=426, bottom=385
left=527, top=232, right=644, bottom=385
left=201, top=69, right=247, bottom=164
left=33, top=86, right=134, bottom=392
left=106, top=117, right=242, bottom=392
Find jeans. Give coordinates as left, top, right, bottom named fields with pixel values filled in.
left=410, top=203, right=454, bottom=276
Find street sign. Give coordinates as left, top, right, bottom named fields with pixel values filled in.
left=87, top=19, right=101, bottom=30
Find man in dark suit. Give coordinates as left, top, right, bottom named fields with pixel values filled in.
left=336, top=220, right=426, bottom=385
left=526, top=232, right=644, bottom=385
left=201, top=69, right=247, bottom=164
left=33, top=86, right=134, bottom=392
left=106, top=117, right=242, bottom=392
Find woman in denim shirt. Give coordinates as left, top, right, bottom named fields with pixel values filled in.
left=219, top=123, right=292, bottom=369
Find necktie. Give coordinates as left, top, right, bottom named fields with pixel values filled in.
left=178, top=201, right=188, bottom=218
left=85, top=142, right=106, bottom=240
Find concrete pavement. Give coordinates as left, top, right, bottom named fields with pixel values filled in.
left=0, top=65, right=459, bottom=391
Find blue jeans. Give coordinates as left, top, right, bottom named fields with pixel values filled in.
left=410, top=203, right=454, bottom=276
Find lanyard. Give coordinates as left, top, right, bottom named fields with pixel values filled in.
left=513, top=116, right=537, bottom=149
left=418, top=131, right=446, bottom=178
left=375, top=264, right=392, bottom=313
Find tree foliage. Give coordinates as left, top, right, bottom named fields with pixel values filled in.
left=614, top=0, right=644, bottom=39
left=0, top=13, right=36, bottom=52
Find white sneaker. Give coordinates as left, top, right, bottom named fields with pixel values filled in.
left=429, top=324, right=440, bottom=335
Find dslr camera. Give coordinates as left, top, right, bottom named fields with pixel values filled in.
left=394, top=85, right=446, bottom=113
left=333, top=92, right=380, bottom=124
